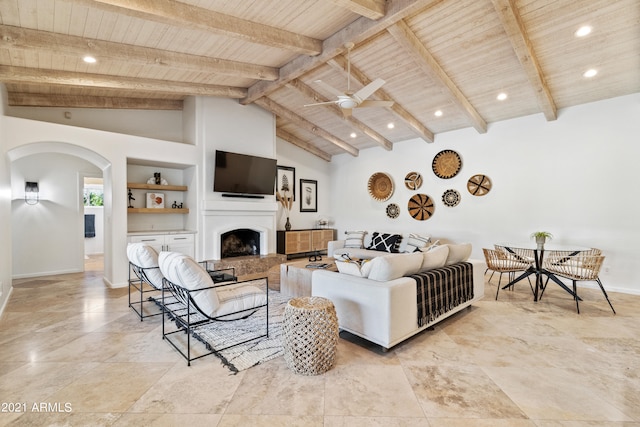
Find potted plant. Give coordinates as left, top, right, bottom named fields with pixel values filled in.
left=530, top=231, right=553, bottom=249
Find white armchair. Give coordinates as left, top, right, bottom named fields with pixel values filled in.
left=158, top=251, right=269, bottom=365
left=126, top=243, right=165, bottom=321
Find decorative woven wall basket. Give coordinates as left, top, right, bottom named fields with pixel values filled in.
left=367, top=172, right=394, bottom=202
left=404, top=172, right=423, bottom=190
left=432, top=150, right=462, bottom=179
left=467, top=174, right=492, bottom=196
left=408, top=193, right=435, bottom=220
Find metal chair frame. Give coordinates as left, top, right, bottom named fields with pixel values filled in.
left=543, top=253, right=615, bottom=314
left=128, top=262, right=164, bottom=321
left=161, top=270, right=269, bottom=366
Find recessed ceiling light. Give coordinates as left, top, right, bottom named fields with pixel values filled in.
left=575, top=26, right=592, bottom=37
left=497, top=92, right=508, bottom=101
left=583, top=69, right=598, bottom=78
left=83, top=55, right=96, bottom=63
left=350, top=132, right=357, bottom=138
left=387, top=122, right=395, bottom=129
left=434, top=110, right=443, bottom=117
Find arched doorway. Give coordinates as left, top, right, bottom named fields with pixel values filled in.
left=8, top=142, right=112, bottom=280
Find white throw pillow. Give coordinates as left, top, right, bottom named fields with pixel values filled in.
left=420, top=239, right=441, bottom=252
left=445, top=243, right=472, bottom=265
left=159, top=251, right=219, bottom=316
left=404, top=233, right=431, bottom=253
left=344, top=230, right=367, bottom=248
left=335, top=257, right=373, bottom=277
left=127, top=242, right=158, bottom=268
left=367, top=252, right=423, bottom=282
left=420, top=245, right=449, bottom=272
left=126, top=243, right=164, bottom=289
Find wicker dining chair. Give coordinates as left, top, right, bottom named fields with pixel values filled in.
left=543, top=253, right=615, bottom=314
left=483, top=248, right=534, bottom=300
left=494, top=244, right=535, bottom=263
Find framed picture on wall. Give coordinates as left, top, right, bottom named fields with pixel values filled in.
left=300, top=179, right=317, bottom=212
left=276, top=165, right=295, bottom=200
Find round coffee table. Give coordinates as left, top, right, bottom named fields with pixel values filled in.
left=282, top=296, right=338, bottom=375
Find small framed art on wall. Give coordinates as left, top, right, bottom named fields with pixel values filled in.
left=299, top=179, right=317, bottom=212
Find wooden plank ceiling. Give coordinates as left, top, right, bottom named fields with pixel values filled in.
left=1, top=0, right=638, bottom=161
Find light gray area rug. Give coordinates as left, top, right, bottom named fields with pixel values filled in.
left=155, top=292, right=288, bottom=373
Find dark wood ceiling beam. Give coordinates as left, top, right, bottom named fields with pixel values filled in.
left=254, top=97, right=359, bottom=157
left=7, top=92, right=183, bottom=110
left=276, top=128, right=332, bottom=162
left=491, top=0, right=557, bottom=121
left=328, top=0, right=386, bottom=19
left=85, top=0, right=321, bottom=55
left=387, top=20, right=487, bottom=134
left=328, top=55, right=435, bottom=142
left=242, top=0, right=443, bottom=104
left=286, top=78, right=393, bottom=151
left=0, top=25, right=279, bottom=81
left=0, top=65, right=247, bottom=98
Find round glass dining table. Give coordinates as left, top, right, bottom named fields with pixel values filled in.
left=496, top=242, right=591, bottom=302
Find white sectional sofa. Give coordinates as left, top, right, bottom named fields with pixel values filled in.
left=312, top=234, right=485, bottom=350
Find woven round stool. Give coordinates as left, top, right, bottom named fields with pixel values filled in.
left=282, top=296, right=339, bottom=375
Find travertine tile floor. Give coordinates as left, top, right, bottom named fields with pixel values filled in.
left=0, top=256, right=638, bottom=426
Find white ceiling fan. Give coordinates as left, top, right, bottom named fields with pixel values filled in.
left=304, top=42, right=394, bottom=117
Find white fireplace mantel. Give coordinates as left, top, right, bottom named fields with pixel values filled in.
left=201, top=199, right=277, bottom=260
left=202, top=199, right=278, bottom=212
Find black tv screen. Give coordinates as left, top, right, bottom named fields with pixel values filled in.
left=214, top=150, right=277, bottom=196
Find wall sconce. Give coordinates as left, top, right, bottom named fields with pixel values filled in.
left=25, top=181, right=39, bottom=205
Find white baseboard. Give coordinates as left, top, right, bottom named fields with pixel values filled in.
left=11, top=267, right=82, bottom=279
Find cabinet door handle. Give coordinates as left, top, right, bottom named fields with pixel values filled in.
left=140, top=239, right=157, bottom=242
left=173, top=237, right=188, bottom=240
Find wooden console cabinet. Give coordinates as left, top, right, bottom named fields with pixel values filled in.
left=277, top=229, right=336, bottom=258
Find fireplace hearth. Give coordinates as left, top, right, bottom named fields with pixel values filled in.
left=221, top=229, right=260, bottom=258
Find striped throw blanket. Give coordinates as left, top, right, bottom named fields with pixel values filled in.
left=409, top=262, right=474, bottom=327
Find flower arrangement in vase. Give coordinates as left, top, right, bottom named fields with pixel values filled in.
left=276, top=174, right=294, bottom=230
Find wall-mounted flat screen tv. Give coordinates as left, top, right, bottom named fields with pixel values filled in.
left=213, top=150, right=277, bottom=196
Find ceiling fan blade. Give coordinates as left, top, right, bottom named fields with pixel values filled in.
left=352, top=78, right=385, bottom=101
left=357, top=100, right=394, bottom=108
left=304, top=100, right=339, bottom=107
left=313, top=80, right=344, bottom=97
left=342, top=108, right=353, bottom=117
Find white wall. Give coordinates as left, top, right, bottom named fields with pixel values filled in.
left=0, top=84, right=12, bottom=312
left=5, top=106, right=183, bottom=143
left=276, top=137, right=333, bottom=230
left=199, top=96, right=276, bottom=202
left=195, top=97, right=279, bottom=259
left=11, top=153, right=101, bottom=277
left=330, top=93, right=640, bottom=294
